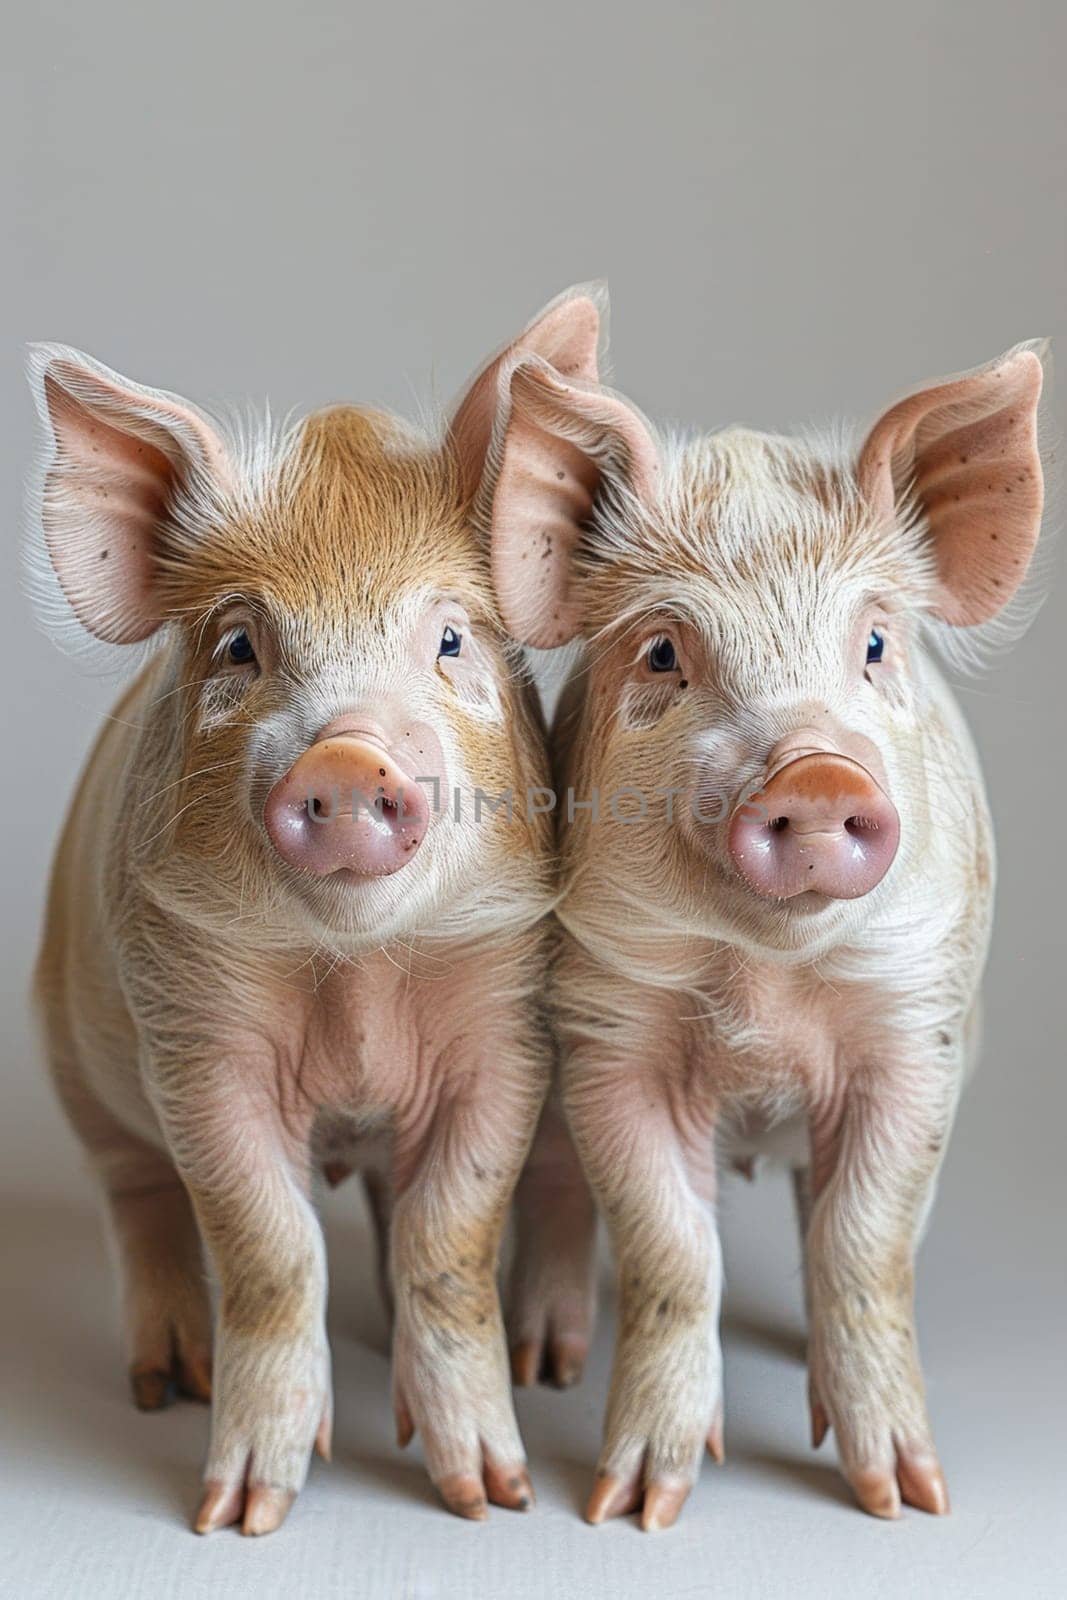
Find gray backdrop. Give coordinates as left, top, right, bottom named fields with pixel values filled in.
left=2, top=3, right=1064, bottom=1598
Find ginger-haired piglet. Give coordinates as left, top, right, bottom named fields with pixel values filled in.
left=500, top=334, right=1050, bottom=1528
left=26, top=287, right=600, bottom=1535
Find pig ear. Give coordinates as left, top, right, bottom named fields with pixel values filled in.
left=449, top=282, right=606, bottom=504
left=28, top=344, right=230, bottom=644
left=448, top=283, right=660, bottom=646
left=489, top=358, right=660, bottom=646
left=856, top=343, right=1047, bottom=626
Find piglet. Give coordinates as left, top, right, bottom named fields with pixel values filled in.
left=481, top=332, right=1049, bottom=1527
left=26, top=287, right=597, bottom=1534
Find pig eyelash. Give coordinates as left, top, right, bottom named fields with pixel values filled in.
left=647, top=636, right=679, bottom=673
left=627, top=630, right=679, bottom=668
left=212, top=626, right=259, bottom=671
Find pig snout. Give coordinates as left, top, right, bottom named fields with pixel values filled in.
left=264, top=728, right=430, bottom=878
left=727, top=737, right=900, bottom=901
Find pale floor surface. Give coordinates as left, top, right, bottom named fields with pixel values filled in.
left=1, top=1165, right=1063, bottom=1600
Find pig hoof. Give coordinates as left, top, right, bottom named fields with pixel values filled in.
left=242, top=1485, right=296, bottom=1537
left=896, top=1453, right=950, bottom=1516
left=131, top=1368, right=171, bottom=1411
left=585, top=1471, right=691, bottom=1530
left=484, top=1460, right=536, bottom=1512
left=437, top=1473, right=489, bottom=1521
left=193, top=1479, right=298, bottom=1537
left=510, top=1340, right=541, bottom=1388
left=509, top=1334, right=588, bottom=1389
left=850, top=1468, right=902, bottom=1520
left=847, top=1452, right=949, bottom=1519
left=130, top=1343, right=212, bottom=1410
left=434, top=1459, right=535, bottom=1520
left=584, top=1472, right=642, bottom=1525
left=640, top=1480, right=691, bottom=1532
left=394, top=1370, right=532, bottom=1519
left=194, top=1479, right=244, bottom=1534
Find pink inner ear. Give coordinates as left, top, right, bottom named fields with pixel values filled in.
left=36, top=352, right=231, bottom=645
left=43, top=376, right=176, bottom=643
left=858, top=348, right=1044, bottom=626
left=491, top=362, right=659, bottom=648
left=449, top=290, right=603, bottom=505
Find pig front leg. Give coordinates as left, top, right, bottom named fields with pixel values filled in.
left=563, top=1045, right=722, bottom=1532
left=805, top=1052, right=955, bottom=1519
left=149, top=1053, right=332, bottom=1538
left=508, top=1097, right=598, bottom=1389
left=390, top=1060, right=545, bottom=1521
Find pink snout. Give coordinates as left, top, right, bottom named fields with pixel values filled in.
left=728, top=752, right=900, bottom=900
left=264, top=736, right=430, bottom=878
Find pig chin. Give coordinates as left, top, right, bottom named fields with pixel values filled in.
left=285, top=861, right=443, bottom=944
left=698, top=849, right=861, bottom=955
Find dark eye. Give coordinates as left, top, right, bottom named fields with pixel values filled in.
left=439, top=625, right=462, bottom=658
left=647, top=637, right=678, bottom=673
left=227, top=630, right=256, bottom=666
left=866, top=628, right=885, bottom=665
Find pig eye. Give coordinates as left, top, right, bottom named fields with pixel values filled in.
left=227, top=630, right=256, bottom=666
left=438, top=626, right=462, bottom=658
left=647, top=637, right=678, bottom=673
left=866, top=628, right=885, bottom=665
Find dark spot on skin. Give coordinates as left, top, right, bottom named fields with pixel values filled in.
left=960, top=454, right=969, bottom=464
left=657, top=1298, right=670, bottom=1317
left=556, top=470, right=565, bottom=480
left=100, top=549, right=108, bottom=560
left=679, top=679, right=688, bottom=690
left=1005, top=486, right=1012, bottom=493
left=938, top=1030, right=952, bottom=1046
left=379, top=768, right=386, bottom=777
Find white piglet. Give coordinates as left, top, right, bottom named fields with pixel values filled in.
left=26, top=289, right=603, bottom=1535
left=484, top=333, right=1050, bottom=1528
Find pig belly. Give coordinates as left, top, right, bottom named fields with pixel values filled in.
left=36, top=666, right=173, bottom=1156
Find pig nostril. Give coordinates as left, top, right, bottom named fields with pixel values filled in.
left=769, top=816, right=789, bottom=832
left=845, top=815, right=875, bottom=838
left=310, top=797, right=327, bottom=818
